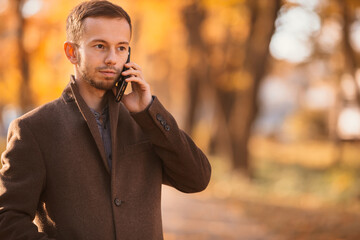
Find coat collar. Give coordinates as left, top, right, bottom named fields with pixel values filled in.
left=61, top=76, right=122, bottom=174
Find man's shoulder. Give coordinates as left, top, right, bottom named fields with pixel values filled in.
left=12, top=97, right=66, bottom=128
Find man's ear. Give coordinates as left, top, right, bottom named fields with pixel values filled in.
left=64, top=41, right=79, bottom=64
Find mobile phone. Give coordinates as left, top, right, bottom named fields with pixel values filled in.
left=115, top=47, right=131, bottom=102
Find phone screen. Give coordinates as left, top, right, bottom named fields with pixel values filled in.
left=115, top=47, right=131, bottom=102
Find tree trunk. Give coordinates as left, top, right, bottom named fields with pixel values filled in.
left=228, top=0, right=281, bottom=174
left=182, top=1, right=209, bottom=134
left=181, top=0, right=281, bottom=175
left=14, top=0, right=33, bottom=113
left=340, top=0, right=360, bottom=103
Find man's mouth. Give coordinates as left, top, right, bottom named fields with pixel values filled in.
left=99, top=69, right=117, bottom=77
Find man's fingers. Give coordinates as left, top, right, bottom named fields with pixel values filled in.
left=122, top=68, right=143, bottom=80
left=126, top=76, right=150, bottom=90
left=126, top=76, right=148, bottom=86
left=125, top=62, right=142, bottom=71
left=121, top=61, right=149, bottom=91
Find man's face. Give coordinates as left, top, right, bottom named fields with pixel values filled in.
left=75, top=17, right=131, bottom=90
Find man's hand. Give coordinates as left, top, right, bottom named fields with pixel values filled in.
left=118, top=62, right=152, bottom=113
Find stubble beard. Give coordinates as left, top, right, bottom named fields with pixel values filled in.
left=78, top=59, right=119, bottom=91
left=81, top=70, right=117, bottom=91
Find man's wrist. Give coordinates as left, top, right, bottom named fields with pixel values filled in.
left=131, top=96, right=154, bottom=114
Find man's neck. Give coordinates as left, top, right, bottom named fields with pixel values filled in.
left=75, top=77, right=107, bottom=113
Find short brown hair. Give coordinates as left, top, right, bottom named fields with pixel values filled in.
left=66, top=0, right=132, bottom=43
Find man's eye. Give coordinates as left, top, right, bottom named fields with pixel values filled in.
left=118, top=46, right=126, bottom=51
left=95, top=44, right=104, bottom=49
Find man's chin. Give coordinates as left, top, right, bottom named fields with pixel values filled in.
left=90, top=79, right=116, bottom=91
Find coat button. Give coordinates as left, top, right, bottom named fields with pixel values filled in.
left=156, top=113, right=163, bottom=121
left=165, top=125, right=170, bottom=131
left=160, top=120, right=167, bottom=126
left=114, top=198, right=122, bottom=206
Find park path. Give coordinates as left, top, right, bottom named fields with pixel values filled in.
left=161, top=186, right=278, bottom=240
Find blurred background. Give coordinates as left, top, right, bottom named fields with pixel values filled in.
left=1, top=0, right=360, bottom=239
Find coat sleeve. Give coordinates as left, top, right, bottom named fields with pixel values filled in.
left=0, top=118, right=54, bottom=239
left=131, top=97, right=211, bottom=193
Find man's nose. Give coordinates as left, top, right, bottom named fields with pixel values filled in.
left=104, top=49, right=117, bottom=65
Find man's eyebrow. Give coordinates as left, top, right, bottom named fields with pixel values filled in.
left=118, top=41, right=130, bottom=45
left=89, top=39, right=129, bottom=45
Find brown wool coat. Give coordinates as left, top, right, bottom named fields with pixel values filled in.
left=0, top=78, right=211, bottom=240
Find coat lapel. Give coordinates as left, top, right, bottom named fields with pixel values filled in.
left=107, top=92, right=138, bottom=158
left=107, top=91, right=120, bottom=173
left=68, top=77, right=110, bottom=173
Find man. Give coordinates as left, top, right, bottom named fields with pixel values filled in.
left=0, top=1, right=211, bottom=239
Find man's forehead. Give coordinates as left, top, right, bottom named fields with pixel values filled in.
left=83, top=16, right=128, bottom=25
left=82, top=17, right=131, bottom=42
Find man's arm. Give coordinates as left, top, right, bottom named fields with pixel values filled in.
left=0, top=119, right=53, bottom=239
left=131, top=97, right=211, bottom=193
left=118, top=61, right=211, bottom=192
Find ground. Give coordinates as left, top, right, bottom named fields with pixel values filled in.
left=162, top=175, right=360, bottom=240
left=162, top=186, right=276, bottom=240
